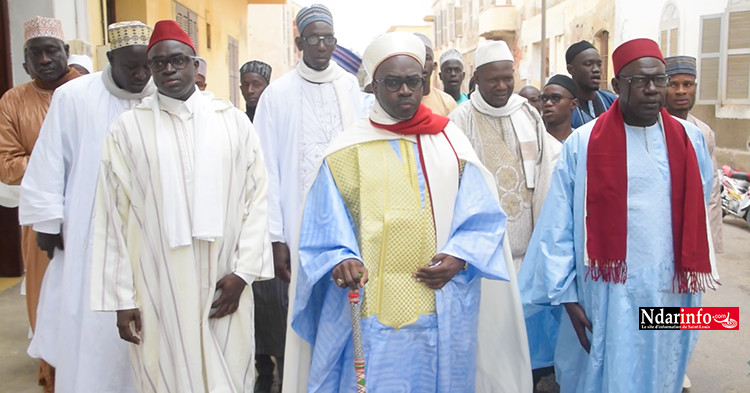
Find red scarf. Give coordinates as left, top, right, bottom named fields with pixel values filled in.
left=370, top=104, right=449, bottom=135
left=586, top=99, right=716, bottom=293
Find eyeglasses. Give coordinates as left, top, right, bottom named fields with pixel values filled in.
left=148, top=55, right=195, bottom=72
left=618, top=74, right=670, bottom=88
left=303, top=35, right=337, bottom=46
left=540, top=93, right=574, bottom=104
left=375, top=76, right=425, bottom=92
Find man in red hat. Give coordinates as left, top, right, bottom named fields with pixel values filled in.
left=518, top=38, right=717, bottom=393
left=90, top=20, right=273, bottom=393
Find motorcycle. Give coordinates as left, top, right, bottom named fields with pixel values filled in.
left=719, top=164, right=750, bottom=227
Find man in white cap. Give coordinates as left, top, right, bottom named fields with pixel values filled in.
left=0, top=16, right=81, bottom=391
left=450, top=40, right=559, bottom=272
left=415, top=33, right=457, bottom=116
left=290, top=31, right=530, bottom=393
left=68, top=54, right=93, bottom=74
left=438, top=48, right=468, bottom=104
left=450, top=42, right=559, bottom=393
left=195, top=56, right=207, bottom=90
left=252, top=4, right=365, bottom=390
left=18, top=21, right=156, bottom=393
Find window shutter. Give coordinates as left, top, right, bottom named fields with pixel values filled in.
left=176, top=3, right=199, bottom=54
left=725, top=10, right=750, bottom=101
left=669, top=28, right=678, bottom=56
left=698, top=14, right=722, bottom=103
left=435, top=11, right=442, bottom=48
left=228, top=36, right=239, bottom=107
left=456, top=6, right=463, bottom=37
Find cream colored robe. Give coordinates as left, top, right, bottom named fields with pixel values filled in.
left=450, top=97, right=561, bottom=270
left=91, top=93, right=274, bottom=393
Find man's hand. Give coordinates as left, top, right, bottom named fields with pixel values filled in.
left=272, top=242, right=291, bottom=283
left=36, top=232, right=63, bottom=259
left=413, top=253, right=465, bottom=289
left=332, top=258, right=368, bottom=290
left=116, top=308, right=141, bottom=345
left=564, top=302, right=592, bottom=353
left=210, top=274, right=247, bottom=319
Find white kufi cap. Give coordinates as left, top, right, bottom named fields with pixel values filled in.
left=475, top=40, right=514, bottom=68
left=68, top=54, right=93, bottom=73
left=363, top=32, right=425, bottom=78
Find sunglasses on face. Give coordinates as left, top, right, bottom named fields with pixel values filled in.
left=376, top=76, right=425, bottom=92
left=303, top=35, right=337, bottom=46
left=148, top=54, right=195, bottom=72
left=618, top=74, right=670, bottom=88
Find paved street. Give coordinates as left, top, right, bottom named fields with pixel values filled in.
left=1, top=219, right=749, bottom=393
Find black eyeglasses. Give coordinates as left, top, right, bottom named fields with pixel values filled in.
left=148, top=55, right=195, bottom=72
left=540, top=93, right=574, bottom=104
left=303, top=35, right=337, bottom=46
left=618, top=74, right=670, bottom=88
left=375, top=76, right=425, bottom=92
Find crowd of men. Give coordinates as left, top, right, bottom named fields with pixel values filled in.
left=0, top=3, right=722, bottom=393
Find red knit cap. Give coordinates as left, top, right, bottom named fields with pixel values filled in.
left=147, top=20, right=195, bottom=53
left=612, top=38, right=665, bottom=76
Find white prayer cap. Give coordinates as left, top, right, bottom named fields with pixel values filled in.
left=195, top=57, right=207, bottom=77
left=363, top=32, right=425, bottom=78
left=439, top=48, right=463, bottom=67
left=108, top=21, right=151, bottom=50
left=414, top=33, right=433, bottom=50
left=475, top=40, right=513, bottom=68
left=24, top=16, right=64, bottom=43
left=68, top=54, right=93, bottom=73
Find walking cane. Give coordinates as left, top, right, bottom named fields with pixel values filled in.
left=349, top=289, right=366, bottom=392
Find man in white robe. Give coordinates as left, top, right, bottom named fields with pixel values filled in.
left=251, top=4, right=365, bottom=391
left=293, top=31, right=530, bottom=393
left=449, top=41, right=561, bottom=389
left=90, top=21, right=273, bottom=393
left=19, top=22, right=155, bottom=393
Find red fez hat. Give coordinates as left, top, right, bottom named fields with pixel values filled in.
left=612, top=38, right=665, bottom=76
left=147, top=20, right=195, bottom=53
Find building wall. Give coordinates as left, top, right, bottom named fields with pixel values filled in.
left=8, top=0, right=251, bottom=105
left=517, top=0, right=614, bottom=88
left=428, top=0, right=750, bottom=168
left=9, top=0, right=54, bottom=85
left=101, top=0, right=250, bottom=103
left=247, top=2, right=296, bottom=86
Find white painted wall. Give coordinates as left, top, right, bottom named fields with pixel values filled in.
left=614, top=0, right=726, bottom=54
left=8, top=0, right=91, bottom=86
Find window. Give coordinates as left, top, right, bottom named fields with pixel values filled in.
left=447, top=3, right=455, bottom=42
left=659, top=2, right=679, bottom=58
left=441, top=9, right=447, bottom=46
left=176, top=3, right=199, bottom=54
left=698, top=2, right=750, bottom=104
left=206, top=23, right=211, bottom=50
left=228, top=36, right=239, bottom=107
left=434, top=11, right=443, bottom=48
left=595, top=30, right=609, bottom=91
left=699, top=14, right=721, bottom=102
left=455, top=5, right=463, bottom=38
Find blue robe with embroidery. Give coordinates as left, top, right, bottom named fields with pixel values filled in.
left=518, top=116, right=713, bottom=393
left=292, top=140, right=509, bottom=393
